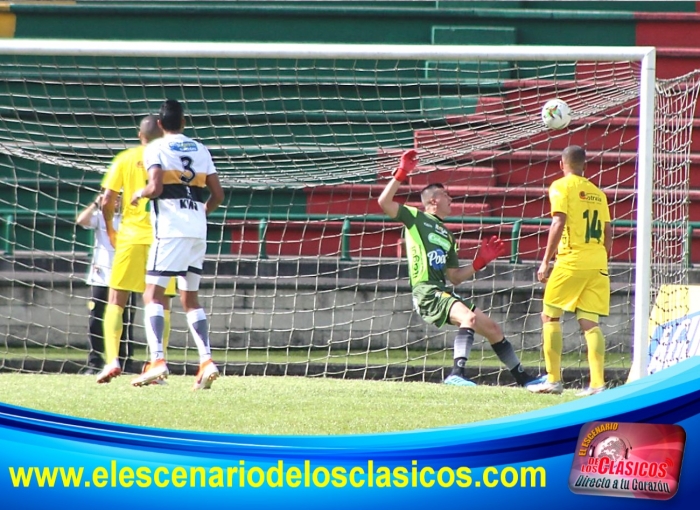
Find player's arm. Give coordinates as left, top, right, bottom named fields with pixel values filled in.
left=205, top=172, right=224, bottom=216
left=538, top=212, right=566, bottom=283
left=604, top=221, right=613, bottom=258
left=132, top=164, right=163, bottom=205
left=447, top=235, right=506, bottom=285
left=76, top=193, right=102, bottom=228
left=377, top=149, right=417, bottom=219
left=101, top=189, right=119, bottom=248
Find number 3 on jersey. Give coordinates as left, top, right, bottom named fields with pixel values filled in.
left=583, top=209, right=602, bottom=243
left=180, top=156, right=196, bottom=183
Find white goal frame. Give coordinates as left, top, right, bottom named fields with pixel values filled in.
left=0, top=39, right=657, bottom=380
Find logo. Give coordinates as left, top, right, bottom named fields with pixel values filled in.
left=579, top=191, right=602, bottom=203
left=168, top=141, right=198, bottom=152
left=434, top=224, right=449, bottom=237
left=427, top=249, right=447, bottom=269
left=428, top=233, right=452, bottom=251
left=569, top=421, right=685, bottom=500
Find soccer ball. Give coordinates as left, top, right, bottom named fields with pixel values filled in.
left=541, top=98, right=571, bottom=130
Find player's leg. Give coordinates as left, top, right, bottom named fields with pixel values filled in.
left=444, top=300, right=477, bottom=386
left=118, top=293, right=137, bottom=373
left=527, top=265, right=585, bottom=394
left=526, top=306, right=565, bottom=394
left=179, top=238, right=218, bottom=390
left=98, top=242, right=144, bottom=383
left=410, top=285, right=474, bottom=386
left=575, top=270, right=610, bottom=396
left=163, top=279, right=177, bottom=355
left=96, top=287, right=130, bottom=381
left=84, top=285, right=107, bottom=374
left=470, top=307, right=545, bottom=387
left=131, top=281, right=170, bottom=386
left=131, top=238, right=185, bottom=387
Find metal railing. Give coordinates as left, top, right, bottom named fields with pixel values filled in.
left=1, top=210, right=698, bottom=267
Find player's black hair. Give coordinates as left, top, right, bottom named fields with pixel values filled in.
left=159, top=99, right=184, bottom=132
left=420, top=183, right=445, bottom=206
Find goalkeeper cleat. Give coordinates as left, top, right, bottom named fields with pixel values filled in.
left=526, top=380, right=564, bottom=395
left=131, top=359, right=168, bottom=387
left=523, top=374, right=549, bottom=388
left=95, top=364, right=121, bottom=384
left=443, top=374, right=477, bottom=387
left=576, top=385, right=606, bottom=397
left=193, top=359, right=219, bottom=391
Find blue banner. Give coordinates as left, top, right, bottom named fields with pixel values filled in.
left=2, top=357, right=699, bottom=509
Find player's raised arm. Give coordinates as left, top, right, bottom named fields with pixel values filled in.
left=377, top=149, right=417, bottom=219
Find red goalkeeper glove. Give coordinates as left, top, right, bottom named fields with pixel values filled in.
left=473, top=235, right=506, bottom=271
left=392, top=149, right=418, bottom=182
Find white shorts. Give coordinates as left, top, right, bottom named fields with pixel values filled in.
left=146, top=237, right=206, bottom=290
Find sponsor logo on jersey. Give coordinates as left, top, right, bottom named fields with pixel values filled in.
left=427, top=249, right=447, bottom=269
left=579, top=191, right=602, bottom=203
left=168, top=141, right=198, bottom=152
left=428, top=233, right=452, bottom=251
left=434, top=224, right=449, bottom=237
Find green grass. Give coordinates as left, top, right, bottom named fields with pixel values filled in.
left=0, top=374, right=580, bottom=435
left=1, top=346, right=630, bottom=369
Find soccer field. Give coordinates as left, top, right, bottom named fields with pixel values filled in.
left=0, top=374, right=578, bottom=435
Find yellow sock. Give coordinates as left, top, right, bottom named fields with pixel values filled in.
left=163, top=310, right=171, bottom=357
left=103, top=304, right=124, bottom=366
left=585, top=326, right=606, bottom=388
left=543, top=321, right=563, bottom=383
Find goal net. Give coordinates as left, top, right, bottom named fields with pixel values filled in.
left=0, top=40, right=696, bottom=385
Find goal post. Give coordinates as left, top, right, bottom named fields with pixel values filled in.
left=1, top=39, right=694, bottom=385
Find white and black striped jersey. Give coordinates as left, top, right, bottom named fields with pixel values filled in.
left=143, top=133, right=216, bottom=239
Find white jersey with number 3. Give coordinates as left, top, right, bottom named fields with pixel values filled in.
left=143, top=133, right=216, bottom=239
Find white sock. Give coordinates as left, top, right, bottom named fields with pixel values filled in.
left=186, top=308, right=212, bottom=363
left=144, top=303, right=165, bottom=362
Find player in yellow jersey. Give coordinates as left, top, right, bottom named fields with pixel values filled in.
left=95, top=115, right=176, bottom=384
left=528, top=145, right=612, bottom=397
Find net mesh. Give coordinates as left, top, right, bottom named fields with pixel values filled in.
left=0, top=48, right=696, bottom=383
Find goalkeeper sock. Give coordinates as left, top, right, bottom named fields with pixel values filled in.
left=491, top=338, right=529, bottom=385
left=163, top=309, right=171, bottom=357
left=103, top=304, right=124, bottom=367
left=584, top=326, right=606, bottom=388
left=543, top=321, right=563, bottom=383
left=187, top=308, right=212, bottom=362
left=451, top=327, right=474, bottom=377
left=144, top=303, right=165, bottom=362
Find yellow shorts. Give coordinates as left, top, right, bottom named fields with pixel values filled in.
left=109, top=243, right=176, bottom=296
left=543, top=266, right=610, bottom=318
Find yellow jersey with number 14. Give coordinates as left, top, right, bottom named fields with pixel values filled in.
left=549, top=174, right=610, bottom=271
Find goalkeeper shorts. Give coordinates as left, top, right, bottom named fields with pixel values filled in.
left=412, top=283, right=476, bottom=328
left=543, top=266, right=610, bottom=318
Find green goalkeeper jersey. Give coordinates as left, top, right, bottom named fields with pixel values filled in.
left=396, top=204, right=459, bottom=288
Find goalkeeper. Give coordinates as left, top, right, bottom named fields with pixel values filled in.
left=378, top=150, right=545, bottom=387
left=95, top=115, right=177, bottom=384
